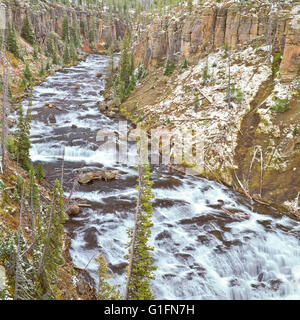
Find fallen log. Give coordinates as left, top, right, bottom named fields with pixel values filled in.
left=77, top=203, right=92, bottom=208
left=221, top=207, right=249, bottom=219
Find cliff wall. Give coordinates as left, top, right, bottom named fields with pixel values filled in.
left=133, top=1, right=298, bottom=82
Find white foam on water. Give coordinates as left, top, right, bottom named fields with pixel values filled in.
left=26, top=54, right=300, bottom=300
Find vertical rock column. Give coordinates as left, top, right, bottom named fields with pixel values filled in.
left=280, top=9, right=300, bottom=82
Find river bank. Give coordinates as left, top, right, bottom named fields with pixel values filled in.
left=19, top=53, right=300, bottom=299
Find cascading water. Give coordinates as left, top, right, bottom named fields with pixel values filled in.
left=12, top=54, right=300, bottom=300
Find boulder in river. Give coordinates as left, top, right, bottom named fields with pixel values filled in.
left=72, top=124, right=78, bottom=129
left=107, top=111, right=116, bottom=118
left=104, top=170, right=119, bottom=180
left=67, top=204, right=81, bottom=216
left=78, top=172, right=94, bottom=184
left=74, top=84, right=81, bottom=89
left=44, top=103, right=63, bottom=111
left=48, top=114, right=56, bottom=124
left=96, top=72, right=103, bottom=78
left=98, top=101, right=107, bottom=112
left=78, top=170, right=120, bottom=184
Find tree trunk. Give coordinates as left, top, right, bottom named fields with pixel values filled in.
left=1, top=29, right=8, bottom=174
left=14, top=185, right=24, bottom=300
left=38, top=196, right=55, bottom=277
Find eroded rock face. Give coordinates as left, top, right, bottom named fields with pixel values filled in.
left=280, top=8, right=300, bottom=82
left=134, top=3, right=294, bottom=72
left=4, top=0, right=126, bottom=46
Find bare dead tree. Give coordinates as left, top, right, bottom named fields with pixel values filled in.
left=247, top=146, right=264, bottom=197
left=1, top=27, right=8, bottom=174
left=64, top=178, right=78, bottom=211
left=37, top=196, right=55, bottom=277
left=14, top=184, right=24, bottom=300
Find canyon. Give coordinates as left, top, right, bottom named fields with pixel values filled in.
left=0, top=0, right=300, bottom=300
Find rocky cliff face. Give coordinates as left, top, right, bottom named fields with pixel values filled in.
left=121, top=1, right=300, bottom=215
left=133, top=1, right=299, bottom=81
left=280, top=4, right=300, bottom=81
left=4, top=0, right=126, bottom=46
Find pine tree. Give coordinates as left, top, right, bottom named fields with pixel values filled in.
left=23, top=63, right=33, bottom=83
left=89, top=17, right=96, bottom=49
left=6, top=23, right=20, bottom=58
left=71, top=19, right=80, bottom=48
left=46, top=60, right=51, bottom=70
left=15, top=103, right=31, bottom=171
left=181, top=58, right=188, bottom=69
left=128, top=73, right=136, bottom=94
left=63, top=43, right=71, bottom=65
left=194, top=93, right=200, bottom=109
left=164, top=58, right=175, bottom=76
left=105, top=42, right=115, bottom=89
left=62, top=16, right=69, bottom=42
left=94, top=253, right=121, bottom=300
left=35, top=162, right=45, bottom=184
left=70, top=39, right=77, bottom=64
left=119, top=32, right=131, bottom=90
left=203, top=61, right=208, bottom=83
left=38, top=64, right=45, bottom=77
left=37, top=179, right=66, bottom=294
left=118, top=80, right=126, bottom=102
left=52, top=45, right=59, bottom=65
left=46, top=179, right=66, bottom=269
left=21, top=13, right=36, bottom=45
left=29, top=168, right=40, bottom=211
left=80, top=19, right=86, bottom=37
left=187, top=0, right=193, bottom=14
left=16, top=175, right=24, bottom=196
left=125, top=164, right=156, bottom=300
left=33, top=46, right=38, bottom=59
left=45, top=35, right=55, bottom=57
left=28, top=83, right=33, bottom=107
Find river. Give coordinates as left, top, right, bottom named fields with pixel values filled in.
left=15, top=54, right=300, bottom=299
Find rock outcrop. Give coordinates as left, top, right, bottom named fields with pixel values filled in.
left=280, top=5, right=300, bottom=81
left=2, top=0, right=126, bottom=46
left=133, top=1, right=297, bottom=78
left=121, top=1, right=300, bottom=214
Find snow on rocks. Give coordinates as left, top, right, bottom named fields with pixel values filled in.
left=143, top=45, right=272, bottom=173
left=0, top=265, right=6, bottom=291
